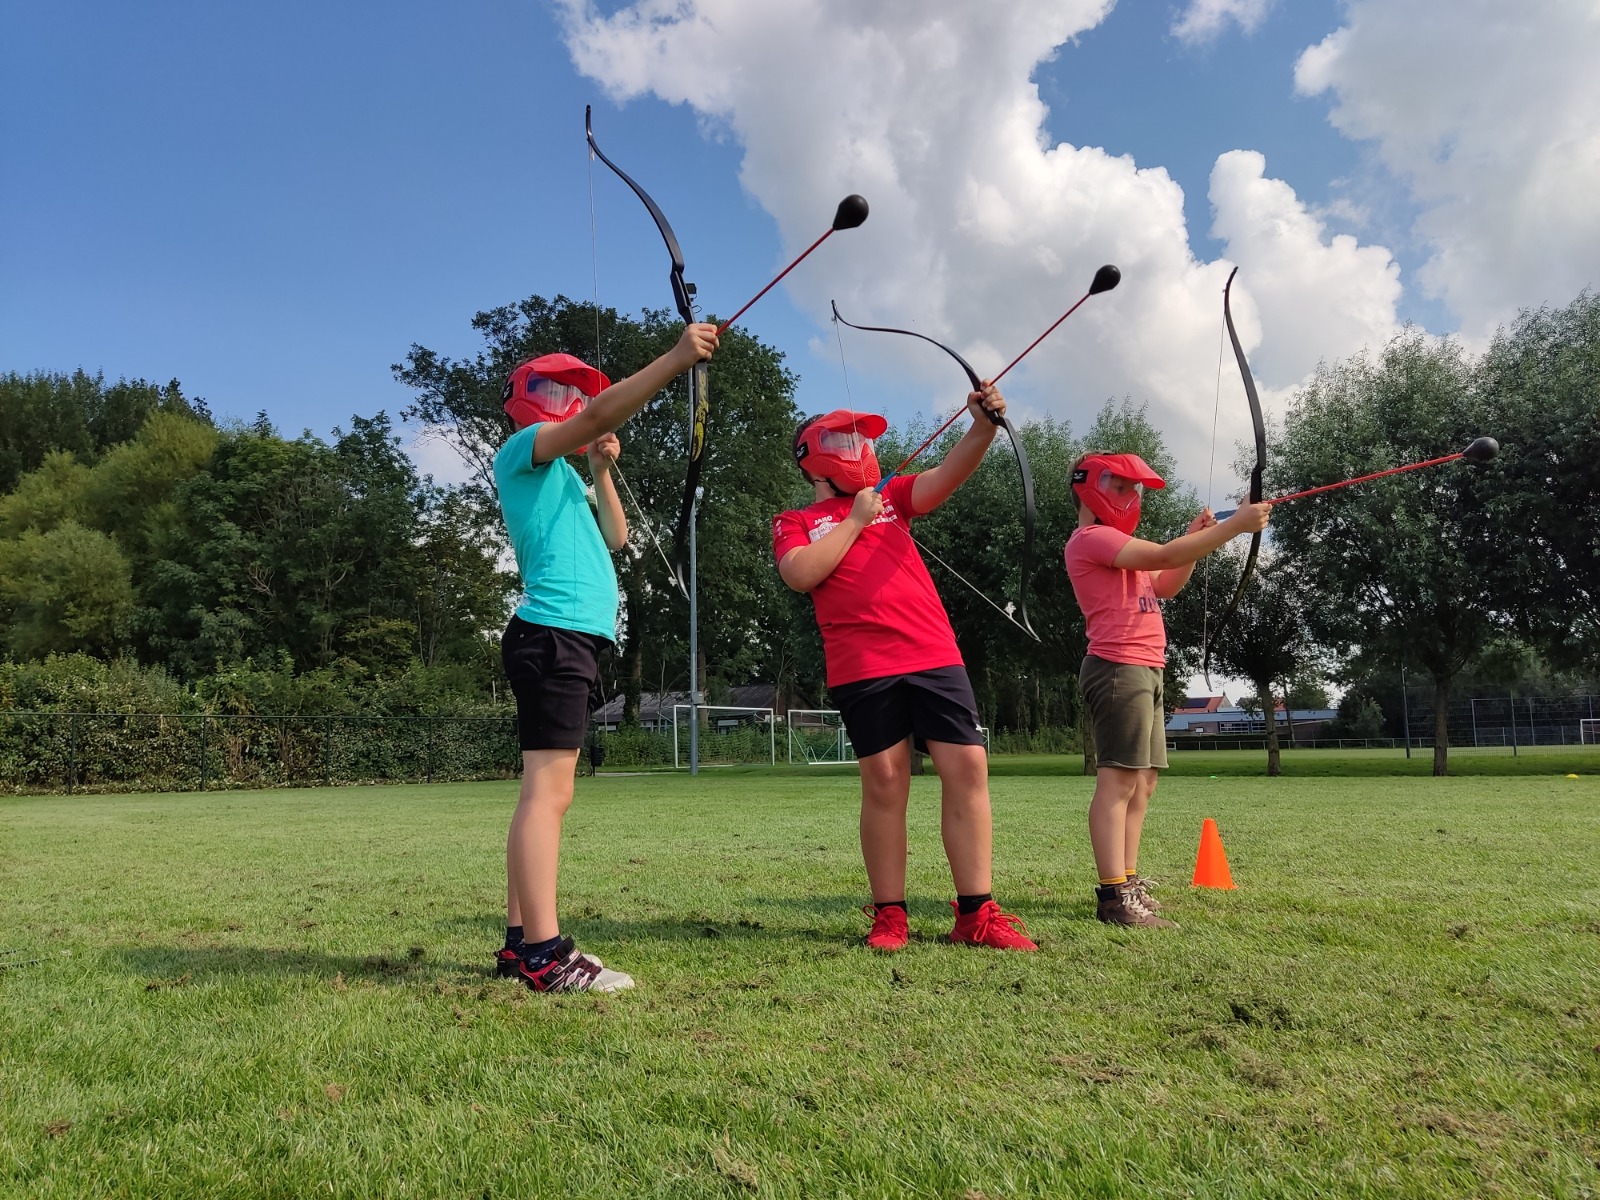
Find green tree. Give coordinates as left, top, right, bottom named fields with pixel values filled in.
left=0, top=522, right=134, bottom=658
left=142, top=415, right=425, bottom=676
left=0, top=371, right=208, bottom=493
left=1267, top=330, right=1499, bottom=775
left=0, top=451, right=93, bottom=537
left=411, top=488, right=515, bottom=670
left=1477, top=291, right=1600, bottom=672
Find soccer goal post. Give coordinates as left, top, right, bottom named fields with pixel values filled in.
left=672, top=705, right=776, bottom=768
left=786, top=709, right=857, bottom=765
left=1581, top=718, right=1600, bottom=745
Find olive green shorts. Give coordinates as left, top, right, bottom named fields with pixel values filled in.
left=1080, top=655, right=1168, bottom=770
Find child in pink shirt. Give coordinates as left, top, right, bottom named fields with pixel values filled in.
left=1063, top=451, right=1270, bottom=927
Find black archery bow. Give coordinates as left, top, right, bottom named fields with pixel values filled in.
left=830, top=303, right=1041, bottom=641
left=586, top=104, right=705, bottom=600
left=1201, top=266, right=1267, bottom=685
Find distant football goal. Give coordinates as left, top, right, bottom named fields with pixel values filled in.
left=672, top=705, right=775, bottom=768
left=786, top=709, right=857, bottom=765
left=1581, top=718, right=1600, bottom=746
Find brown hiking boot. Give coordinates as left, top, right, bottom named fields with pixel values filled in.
left=1126, top=873, right=1161, bottom=911
left=1095, top=882, right=1176, bottom=929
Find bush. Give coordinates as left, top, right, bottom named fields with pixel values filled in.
left=989, top=725, right=1082, bottom=755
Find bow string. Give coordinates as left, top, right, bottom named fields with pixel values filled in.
left=831, top=303, right=1041, bottom=642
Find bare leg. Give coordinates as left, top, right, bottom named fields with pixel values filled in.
left=1087, top=766, right=1140, bottom=880
left=505, top=748, right=580, bottom=942
left=1123, top=768, right=1158, bottom=874
left=858, top=739, right=912, bottom=903
left=925, top=740, right=992, bottom=895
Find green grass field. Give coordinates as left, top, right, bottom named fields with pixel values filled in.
left=3, top=761, right=1598, bottom=1198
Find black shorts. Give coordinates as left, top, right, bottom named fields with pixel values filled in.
left=501, top=617, right=610, bottom=752
left=830, top=666, right=986, bottom=759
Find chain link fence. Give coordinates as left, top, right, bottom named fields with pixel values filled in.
left=1400, top=692, right=1599, bottom=750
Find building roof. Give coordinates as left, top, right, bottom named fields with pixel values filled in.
left=1174, top=695, right=1230, bottom=713
left=1166, top=705, right=1339, bottom=731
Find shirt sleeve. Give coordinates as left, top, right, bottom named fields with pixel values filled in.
left=772, top=509, right=810, bottom=564
left=884, top=472, right=920, bottom=518
left=1067, top=524, right=1132, bottom=568
left=500, top=424, right=541, bottom=477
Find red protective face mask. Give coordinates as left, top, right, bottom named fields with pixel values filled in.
left=1071, top=453, right=1166, bottom=535
left=503, top=379, right=588, bottom=429
left=793, top=410, right=888, bottom=495
left=501, top=354, right=611, bottom=430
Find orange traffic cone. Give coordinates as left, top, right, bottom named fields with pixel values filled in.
left=1192, top=818, right=1236, bottom=889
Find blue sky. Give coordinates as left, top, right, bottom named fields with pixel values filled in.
left=4, top=1, right=1594, bottom=499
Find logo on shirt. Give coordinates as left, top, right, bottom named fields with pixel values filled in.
left=805, top=502, right=899, bottom=543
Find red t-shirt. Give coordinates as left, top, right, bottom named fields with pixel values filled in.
left=1063, top=524, right=1167, bottom=667
left=772, top=474, right=962, bottom=687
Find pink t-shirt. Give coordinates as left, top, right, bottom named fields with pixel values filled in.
left=1063, top=525, right=1166, bottom=667
left=772, top=474, right=962, bottom=687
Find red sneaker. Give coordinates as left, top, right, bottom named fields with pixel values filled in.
left=863, top=903, right=910, bottom=951
left=949, top=899, right=1038, bottom=951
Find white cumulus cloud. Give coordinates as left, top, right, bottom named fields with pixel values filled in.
left=1171, top=0, right=1275, bottom=44
left=1295, top=0, right=1600, bottom=339
left=556, top=1, right=1407, bottom=492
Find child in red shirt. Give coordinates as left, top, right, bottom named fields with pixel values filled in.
left=772, top=386, right=1036, bottom=952
left=1063, top=451, right=1271, bottom=926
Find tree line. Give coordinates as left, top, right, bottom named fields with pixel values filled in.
left=3, top=289, right=1595, bottom=774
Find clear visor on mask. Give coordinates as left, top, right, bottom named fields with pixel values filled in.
left=817, top=429, right=871, bottom=458
left=529, top=378, right=589, bottom=418
left=1096, top=470, right=1144, bottom=503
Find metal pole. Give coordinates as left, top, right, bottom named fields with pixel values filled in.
left=1510, top=689, right=1518, bottom=757
left=1399, top=664, right=1412, bottom=760
left=688, top=488, right=701, bottom=777
left=1470, top=698, right=1478, bottom=747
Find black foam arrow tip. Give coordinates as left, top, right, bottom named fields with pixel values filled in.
left=833, top=195, right=870, bottom=230
left=1089, top=264, right=1121, bottom=295
left=1462, top=436, right=1499, bottom=463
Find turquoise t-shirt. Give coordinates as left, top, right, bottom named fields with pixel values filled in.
left=492, top=424, right=619, bottom=640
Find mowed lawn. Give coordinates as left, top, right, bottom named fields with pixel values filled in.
left=2, top=763, right=1598, bottom=1198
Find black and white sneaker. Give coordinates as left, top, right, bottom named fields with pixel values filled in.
left=504, top=937, right=634, bottom=993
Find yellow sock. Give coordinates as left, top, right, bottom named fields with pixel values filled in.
left=1099, top=873, right=1127, bottom=886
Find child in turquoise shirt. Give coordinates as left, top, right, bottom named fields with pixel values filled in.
left=493, top=324, right=716, bottom=992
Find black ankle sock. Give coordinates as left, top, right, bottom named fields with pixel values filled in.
left=504, top=925, right=524, bottom=952
left=956, top=892, right=992, bottom=916
left=873, top=900, right=907, bottom=913
left=521, top=934, right=563, bottom=966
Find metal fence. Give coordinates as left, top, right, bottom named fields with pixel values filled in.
left=0, top=711, right=523, bottom=794
left=1399, top=692, right=1599, bottom=750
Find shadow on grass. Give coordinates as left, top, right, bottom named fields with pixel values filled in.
left=111, top=943, right=478, bottom=987
left=111, top=908, right=865, bottom=987
left=435, top=904, right=867, bottom=946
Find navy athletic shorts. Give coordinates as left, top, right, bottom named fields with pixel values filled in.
left=500, top=616, right=610, bottom=752
left=829, top=665, right=986, bottom=759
